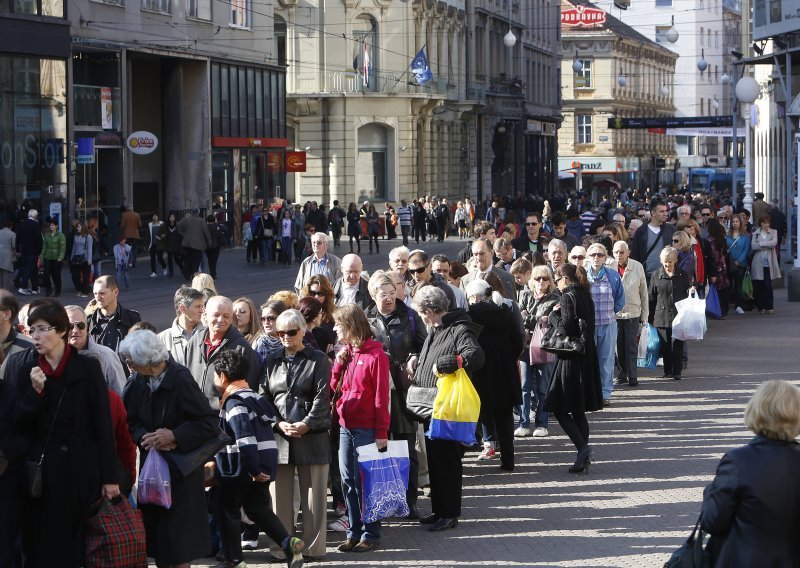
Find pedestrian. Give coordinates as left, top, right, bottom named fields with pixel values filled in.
left=15, top=208, right=43, bottom=296
left=333, top=254, right=373, bottom=310
left=726, top=213, right=750, bottom=314
left=397, top=200, right=412, bottom=246
left=157, top=286, right=205, bottom=364
left=211, top=349, right=306, bottom=568
left=544, top=263, right=602, bottom=474
left=256, top=208, right=277, bottom=265
left=177, top=208, right=212, bottom=281
left=750, top=213, right=781, bottom=315
left=119, top=205, right=142, bottom=268
left=162, top=212, right=183, bottom=277
left=233, top=296, right=260, bottom=342
left=365, top=204, right=380, bottom=254
left=630, top=199, right=675, bottom=282
left=65, top=305, right=127, bottom=395
left=261, top=309, right=331, bottom=562
left=702, top=380, right=800, bottom=565
left=148, top=213, right=167, bottom=278
left=280, top=209, right=295, bottom=265
left=113, top=236, right=132, bottom=289
left=293, top=233, right=342, bottom=293
left=120, top=330, right=219, bottom=568
left=647, top=246, right=691, bottom=380
left=612, top=240, right=648, bottom=388
left=706, top=218, right=730, bottom=317
left=330, top=304, right=391, bottom=553
left=87, top=275, right=141, bottom=352
left=0, top=220, right=16, bottom=291
left=205, top=214, right=223, bottom=279
left=41, top=218, right=65, bottom=297
left=384, top=202, right=397, bottom=240
left=68, top=221, right=93, bottom=298
left=251, top=299, right=290, bottom=361
left=329, top=200, right=346, bottom=247
left=454, top=202, right=468, bottom=239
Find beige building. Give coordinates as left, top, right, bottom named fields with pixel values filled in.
left=558, top=1, right=678, bottom=195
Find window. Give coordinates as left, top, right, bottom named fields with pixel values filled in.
left=655, top=0, right=671, bottom=6
left=575, top=59, right=592, bottom=88
left=1, top=0, right=65, bottom=15
left=210, top=62, right=286, bottom=139
left=186, top=0, right=209, bottom=19
left=230, top=0, right=250, bottom=28
left=353, top=15, right=377, bottom=91
left=357, top=123, right=388, bottom=200
left=576, top=114, right=592, bottom=145
left=142, top=0, right=169, bottom=13
left=274, top=17, right=286, bottom=66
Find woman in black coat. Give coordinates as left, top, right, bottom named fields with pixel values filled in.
left=465, top=279, right=524, bottom=471
left=544, top=263, right=602, bottom=474
left=410, top=286, right=484, bottom=532
left=702, top=380, right=800, bottom=566
left=162, top=212, right=184, bottom=277
left=346, top=202, right=362, bottom=254
left=121, top=330, right=218, bottom=567
left=648, top=246, right=692, bottom=380
left=9, top=300, right=119, bottom=567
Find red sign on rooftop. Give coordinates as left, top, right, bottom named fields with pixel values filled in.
left=561, top=5, right=607, bottom=27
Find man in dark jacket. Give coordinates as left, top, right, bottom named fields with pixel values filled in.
left=435, top=198, right=450, bottom=242
left=631, top=200, right=675, bottom=283
left=333, top=254, right=373, bottom=310
left=184, top=295, right=262, bottom=409
left=16, top=208, right=43, bottom=295
left=177, top=208, right=212, bottom=281
left=88, top=275, right=141, bottom=353
left=511, top=212, right=549, bottom=256
left=408, top=250, right=456, bottom=309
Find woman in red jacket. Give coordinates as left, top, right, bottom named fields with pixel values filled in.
left=330, top=304, right=390, bottom=554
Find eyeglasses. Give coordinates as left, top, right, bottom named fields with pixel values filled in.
left=570, top=255, right=585, bottom=261
left=29, top=325, right=56, bottom=336
left=407, top=264, right=429, bottom=275
left=588, top=253, right=606, bottom=258
left=672, top=239, right=680, bottom=244
left=261, top=315, right=277, bottom=322
left=555, top=277, right=565, bottom=283
left=308, top=290, right=326, bottom=297
left=638, top=215, right=647, bottom=219
left=70, top=321, right=87, bottom=331
left=532, top=276, right=550, bottom=282
left=526, top=222, right=539, bottom=227
left=276, top=329, right=301, bottom=338
left=701, top=213, right=711, bottom=217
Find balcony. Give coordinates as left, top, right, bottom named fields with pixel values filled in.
left=291, top=70, right=457, bottom=98
left=488, top=74, right=525, bottom=97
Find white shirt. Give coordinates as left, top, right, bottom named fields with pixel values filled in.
left=340, top=283, right=359, bottom=306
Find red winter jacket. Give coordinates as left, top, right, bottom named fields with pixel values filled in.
left=109, top=389, right=137, bottom=486
left=330, top=338, right=391, bottom=440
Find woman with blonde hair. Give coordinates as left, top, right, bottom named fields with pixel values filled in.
left=602, top=222, right=629, bottom=244
left=268, top=290, right=298, bottom=309
left=671, top=230, right=694, bottom=278
left=232, top=297, right=260, bottom=342
left=701, top=380, right=800, bottom=564
left=191, top=272, right=216, bottom=295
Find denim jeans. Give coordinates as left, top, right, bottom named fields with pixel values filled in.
left=519, top=359, right=553, bottom=429
left=260, top=237, right=274, bottom=264
left=280, top=236, right=293, bottom=264
left=595, top=319, right=617, bottom=400
left=339, top=427, right=380, bottom=543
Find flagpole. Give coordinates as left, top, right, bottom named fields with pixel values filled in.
left=391, top=43, right=427, bottom=92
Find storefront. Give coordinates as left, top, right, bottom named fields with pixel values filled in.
left=558, top=156, right=638, bottom=199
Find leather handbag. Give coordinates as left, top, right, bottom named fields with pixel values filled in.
left=161, top=430, right=231, bottom=481
left=663, top=512, right=709, bottom=568
left=26, top=388, right=67, bottom=498
left=404, top=384, right=437, bottom=422
left=540, top=317, right=587, bottom=356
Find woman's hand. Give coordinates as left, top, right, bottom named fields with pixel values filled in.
left=278, top=421, right=303, bottom=438
left=101, top=484, right=120, bottom=499
left=375, top=438, right=388, bottom=451
left=335, top=346, right=351, bottom=366
left=252, top=472, right=270, bottom=483
left=406, top=356, right=419, bottom=379
left=30, top=367, right=47, bottom=394
left=291, top=422, right=310, bottom=437
left=141, top=428, right=177, bottom=451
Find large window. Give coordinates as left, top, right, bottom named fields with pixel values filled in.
left=230, top=0, right=250, bottom=28
left=655, top=0, right=672, bottom=5
left=186, top=0, right=210, bottom=19
left=353, top=15, right=377, bottom=91
left=274, top=17, right=286, bottom=66
left=575, top=59, right=592, bottom=88
left=142, top=0, right=170, bottom=13
left=0, top=0, right=64, bottom=16
left=576, top=114, right=592, bottom=145
left=210, top=62, right=285, bottom=139
left=357, top=124, right=387, bottom=201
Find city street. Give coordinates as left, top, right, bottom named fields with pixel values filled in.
left=95, top=240, right=800, bottom=567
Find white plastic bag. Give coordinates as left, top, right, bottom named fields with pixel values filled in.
left=637, top=323, right=649, bottom=359
left=671, top=289, right=707, bottom=341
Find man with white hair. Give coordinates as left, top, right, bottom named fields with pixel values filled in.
left=184, top=295, right=262, bottom=408
left=65, top=305, right=127, bottom=394
left=333, top=253, right=373, bottom=310
left=16, top=208, right=43, bottom=295
left=547, top=239, right=568, bottom=273
left=568, top=246, right=587, bottom=268
left=294, top=232, right=342, bottom=293
left=612, top=241, right=648, bottom=387
left=389, top=246, right=411, bottom=282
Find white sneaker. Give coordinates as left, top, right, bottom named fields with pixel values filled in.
left=477, top=446, right=497, bottom=460
left=532, top=427, right=549, bottom=437
left=163, top=268, right=168, bottom=276
left=735, top=307, right=745, bottom=315
left=150, top=272, right=157, bottom=278
left=17, top=288, right=30, bottom=296
left=327, top=515, right=349, bottom=532
left=514, top=427, right=532, bottom=438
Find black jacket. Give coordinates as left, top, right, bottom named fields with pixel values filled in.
left=333, top=277, right=374, bottom=311
left=511, top=233, right=550, bottom=256
left=702, top=437, right=800, bottom=567
left=87, top=303, right=142, bottom=352
left=17, top=218, right=42, bottom=256
left=630, top=222, right=675, bottom=272
left=648, top=268, right=692, bottom=328
left=414, top=308, right=484, bottom=390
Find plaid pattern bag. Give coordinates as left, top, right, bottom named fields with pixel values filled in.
left=85, top=497, right=147, bottom=568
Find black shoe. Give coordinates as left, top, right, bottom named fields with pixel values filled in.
left=672, top=374, right=682, bottom=380
left=614, top=377, right=627, bottom=386
left=419, top=513, right=440, bottom=525
left=352, top=540, right=379, bottom=553
left=568, top=446, right=592, bottom=474
left=407, top=506, right=420, bottom=519
left=337, top=539, right=358, bottom=552
left=628, top=379, right=639, bottom=387
left=429, top=517, right=458, bottom=532
left=682, top=361, right=688, bottom=370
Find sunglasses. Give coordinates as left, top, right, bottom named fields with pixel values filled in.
left=672, top=239, right=680, bottom=244
left=701, top=213, right=711, bottom=217
left=570, top=255, right=586, bottom=260
left=526, top=222, right=539, bottom=227
left=532, top=276, right=550, bottom=282
left=70, top=321, right=87, bottom=331
left=261, top=315, right=277, bottom=322
left=308, top=290, right=326, bottom=297
left=407, top=264, right=429, bottom=275
left=589, top=253, right=606, bottom=258
left=276, top=329, right=301, bottom=338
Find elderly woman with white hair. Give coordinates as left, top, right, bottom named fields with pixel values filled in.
left=585, top=242, right=626, bottom=405
left=569, top=245, right=587, bottom=268
left=261, top=309, right=331, bottom=561
left=409, top=285, right=484, bottom=532
left=465, top=278, right=523, bottom=470
left=121, top=330, right=219, bottom=568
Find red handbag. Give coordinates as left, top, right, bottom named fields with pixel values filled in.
left=85, top=496, right=147, bottom=568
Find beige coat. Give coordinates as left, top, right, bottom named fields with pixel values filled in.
left=749, top=228, right=781, bottom=281
left=615, top=257, right=649, bottom=322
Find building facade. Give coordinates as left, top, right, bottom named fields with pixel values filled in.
left=558, top=1, right=678, bottom=196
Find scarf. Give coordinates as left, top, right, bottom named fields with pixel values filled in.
left=38, top=344, right=72, bottom=380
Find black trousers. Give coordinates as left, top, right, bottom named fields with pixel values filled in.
left=182, top=247, right=203, bottom=281
left=730, top=266, right=746, bottom=309
left=166, top=251, right=183, bottom=276
left=413, top=222, right=426, bottom=243
left=126, top=238, right=139, bottom=267
left=331, top=226, right=342, bottom=246
left=424, top=433, right=465, bottom=518
left=389, top=432, right=419, bottom=508
left=149, top=248, right=166, bottom=273
left=657, top=326, right=684, bottom=376
left=616, top=317, right=639, bottom=382
left=753, top=267, right=774, bottom=311
left=214, top=479, right=288, bottom=563
left=42, top=259, right=62, bottom=296
left=479, top=406, right=515, bottom=470
left=69, top=262, right=91, bottom=294
left=205, top=247, right=220, bottom=279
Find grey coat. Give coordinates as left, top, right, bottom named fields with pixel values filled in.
left=261, top=345, right=330, bottom=465
left=176, top=214, right=211, bottom=251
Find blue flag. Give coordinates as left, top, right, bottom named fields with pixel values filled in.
left=411, top=46, right=433, bottom=85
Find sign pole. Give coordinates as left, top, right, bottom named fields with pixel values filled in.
left=789, top=133, right=800, bottom=301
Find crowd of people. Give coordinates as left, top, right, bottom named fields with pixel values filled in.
left=0, top=186, right=792, bottom=567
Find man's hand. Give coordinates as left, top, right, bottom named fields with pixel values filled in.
left=375, top=438, right=388, bottom=451
left=252, top=472, right=270, bottom=483
left=141, top=428, right=177, bottom=451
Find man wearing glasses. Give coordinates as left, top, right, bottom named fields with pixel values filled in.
left=511, top=213, right=549, bottom=256
left=294, top=232, right=342, bottom=293
left=65, top=304, right=127, bottom=394
left=699, top=205, right=714, bottom=239
left=630, top=199, right=675, bottom=283
left=459, top=238, right=515, bottom=299
left=407, top=250, right=457, bottom=309
left=333, top=254, right=373, bottom=310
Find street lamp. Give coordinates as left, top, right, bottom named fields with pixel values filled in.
left=711, top=95, right=719, bottom=110
left=504, top=29, right=517, bottom=48
left=735, top=75, right=760, bottom=215
left=572, top=51, right=583, bottom=74
left=660, top=82, right=669, bottom=97
left=697, top=49, right=708, bottom=72
left=721, top=69, right=730, bottom=84
left=618, top=68, right=627, bottom=88
left=666, top=16, right=679, bottom=43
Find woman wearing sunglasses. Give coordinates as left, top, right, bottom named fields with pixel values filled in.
left=252, top=300, right=289, bottom=362
left=261, top=309, right=331, bottom=562
left=301, top=274, right=336, bottom=328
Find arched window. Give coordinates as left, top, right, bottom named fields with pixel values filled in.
left=357, top=123, right=387, bottom=200
left=353, top=15, right=377, bottom=91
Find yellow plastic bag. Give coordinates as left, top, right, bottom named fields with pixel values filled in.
left=429, top=368, right=481, bottom=444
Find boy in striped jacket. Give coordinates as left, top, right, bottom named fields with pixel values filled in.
left=212, top=350, right=305, bottom=568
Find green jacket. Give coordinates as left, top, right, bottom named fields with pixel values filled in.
left=41, top=231, right=66, bottom=261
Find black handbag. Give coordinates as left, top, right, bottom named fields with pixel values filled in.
left=26, top=388, right=67, bottom=498
left=540, top=317, right=587, bottom=356
left=404, top=384, right=437, bottom=422
left=663, top=512, right=709, bottom=568
left=161, top=430, right=231, bottom=481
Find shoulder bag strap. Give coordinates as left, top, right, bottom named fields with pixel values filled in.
left=643, top=229, right=663, bottom=261
left=35, top=387, right=67, bottom=467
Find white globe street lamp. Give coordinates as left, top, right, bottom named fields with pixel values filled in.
left=666, top=16, right=679, bottom=43
left=504, top=30, right=517, bottom=48
left=736, top=75, right=760, bottom=215
left=572, top=51, right=583, bottom=74
left=697, top=49, right=708, bottom=72
left=660, top=83, right=669, bottom=97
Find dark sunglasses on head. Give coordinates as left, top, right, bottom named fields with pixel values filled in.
left=71, top=321, right=87, bottom=330
left=277, top=329, right=301, bottom=338
left=407, top=264, right=429, bottom=275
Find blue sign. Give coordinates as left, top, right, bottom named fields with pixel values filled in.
left=77, top=137, right=95, bottom=164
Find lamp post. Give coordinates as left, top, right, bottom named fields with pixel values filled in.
left=735, top=76, right=760, bottom=215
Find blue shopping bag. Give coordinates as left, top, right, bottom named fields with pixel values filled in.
left=705, top=284, right=722, bottom=319
left=356, top=441, right=410, bottom=523
left=637, top=323, right=660, bottom=369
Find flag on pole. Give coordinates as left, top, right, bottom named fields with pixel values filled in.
left=411, top=46, right=433, bottom=85
left=362, top=40, right=371, bottom=88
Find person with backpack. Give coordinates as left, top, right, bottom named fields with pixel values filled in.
left=211, top=349, right=305, bottom=568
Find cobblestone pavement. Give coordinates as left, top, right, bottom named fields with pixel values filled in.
left=114, top=242, right=800, bottom=568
